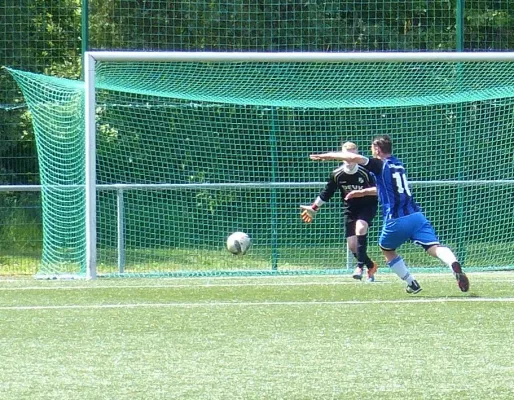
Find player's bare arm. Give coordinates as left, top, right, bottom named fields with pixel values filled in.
left=344, top=187, right=377, bottom=201
left=309, top=151, right=368, bottom=165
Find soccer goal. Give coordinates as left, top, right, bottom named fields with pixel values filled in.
left=9, top=51, right=514, bottom=279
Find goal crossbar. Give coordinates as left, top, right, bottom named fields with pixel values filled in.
left=85, top=51, right=514, bottom=64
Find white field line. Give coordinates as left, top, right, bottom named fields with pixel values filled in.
left=0, top=297, right=514, bottom=311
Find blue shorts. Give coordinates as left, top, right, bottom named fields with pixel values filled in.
left=379, top=212, right=440, bottom=251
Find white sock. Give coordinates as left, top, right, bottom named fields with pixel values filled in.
left=388, top=256, right=415, bottom=284
left=434, top=246, right=457, bottom=268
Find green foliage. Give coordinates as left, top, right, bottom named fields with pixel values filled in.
left=0, top=192, right=42, bottom=275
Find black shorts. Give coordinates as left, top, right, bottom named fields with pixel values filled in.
left=344, top=208, right=377, bottom=238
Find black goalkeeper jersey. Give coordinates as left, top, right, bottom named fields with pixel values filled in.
left=319, top=164, right=378, bottom=217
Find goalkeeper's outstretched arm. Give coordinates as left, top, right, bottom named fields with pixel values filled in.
left=300, top=196, right=325, bottom=223
left=300, top=172, right=338, bottom=223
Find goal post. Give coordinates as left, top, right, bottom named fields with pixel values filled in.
left=10, top=51, right=514, bottom=279
left=84, top=53, right=97, bottom=280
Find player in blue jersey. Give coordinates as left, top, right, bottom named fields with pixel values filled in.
left=309, top=135, right=469, bottom=294
left=300, top=142, right=379, bottom=282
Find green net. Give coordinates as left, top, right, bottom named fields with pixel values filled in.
left=88, top=0, right=514, bottom=52
left=2, top=0, right=514, bottom=277
left=8, top=57, right=514, bottom=277
left=5, top=70, right=86, bottom=275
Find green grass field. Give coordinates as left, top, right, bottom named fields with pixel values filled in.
left=0, top=272, right=513, bottom=399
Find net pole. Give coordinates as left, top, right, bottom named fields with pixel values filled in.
left=81, top=0, right=89, bottom=80
left=455, top=0, right=466, bottom=263
left=270, top=108, right=279, bottom=270
left=85, top=52, right=97, bottom=280
left=117, top=188, right=126, bottom=273
left=346, top=245, right=353, bottom=271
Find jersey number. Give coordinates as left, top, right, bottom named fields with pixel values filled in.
left=392, top=172, right=412, bottom=196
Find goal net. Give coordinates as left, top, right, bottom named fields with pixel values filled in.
left=7, top=52, right=514, bottom=278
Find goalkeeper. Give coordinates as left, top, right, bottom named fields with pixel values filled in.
left=300, top=141, right=379, bottom=281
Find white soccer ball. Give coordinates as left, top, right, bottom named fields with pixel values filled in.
left=226, top=231, right=251, bottom=255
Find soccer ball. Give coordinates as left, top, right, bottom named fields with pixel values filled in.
left=226, top=231, right=251, bottom=255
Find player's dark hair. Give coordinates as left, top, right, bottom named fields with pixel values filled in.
left=372, top=135, right=393, bottom=154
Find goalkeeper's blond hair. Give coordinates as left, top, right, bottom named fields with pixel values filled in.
left=342, top=141, right=358, bottom=152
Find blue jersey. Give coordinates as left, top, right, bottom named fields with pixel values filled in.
left=364, top=156, right=421, bottom=220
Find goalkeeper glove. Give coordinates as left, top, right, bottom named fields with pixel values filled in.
left=300, top=204, right=319, bottom=223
